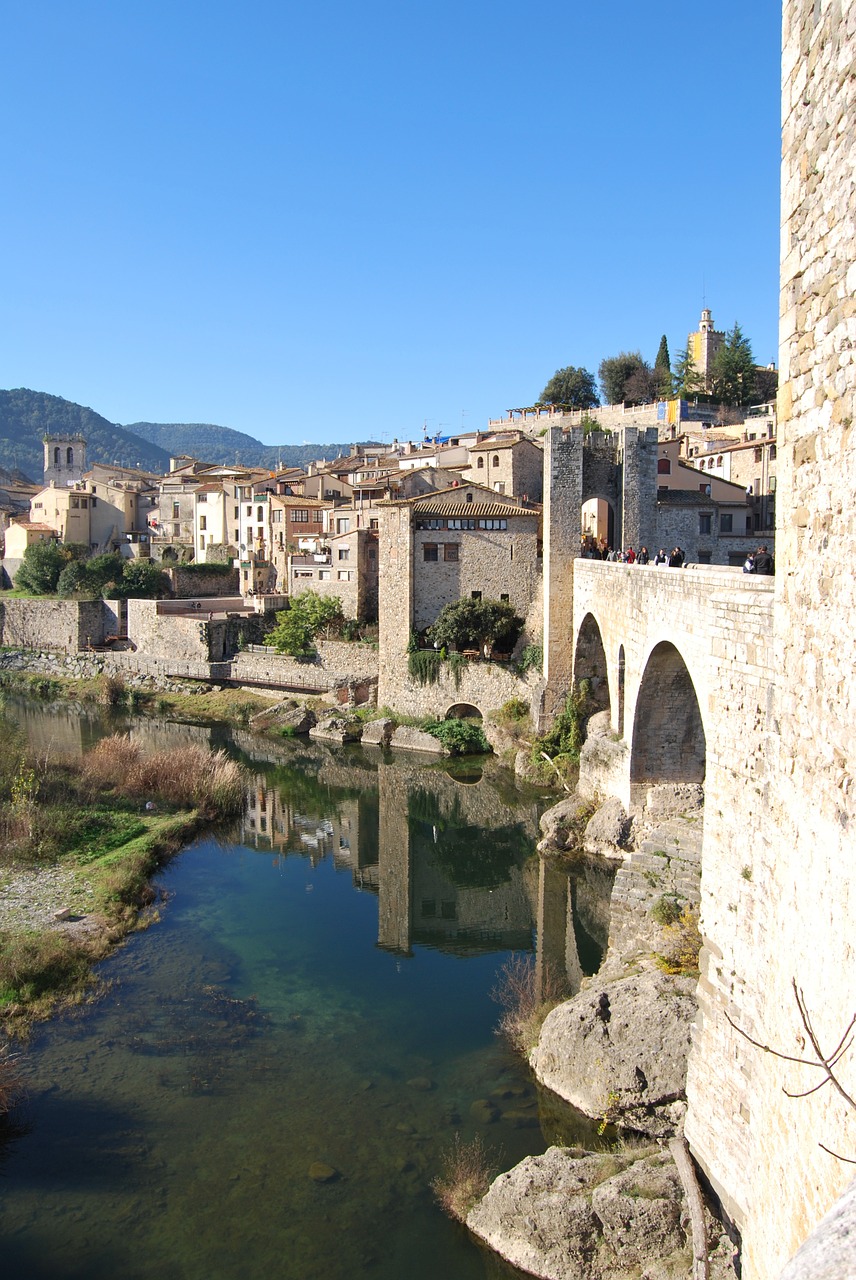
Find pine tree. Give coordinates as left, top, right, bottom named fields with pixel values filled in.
left=670, top=342, right=704, bottom=399
left=711, top=323, right=755, bottom=406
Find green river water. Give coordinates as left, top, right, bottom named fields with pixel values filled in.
left=0, top=706, right=616, bottom=1280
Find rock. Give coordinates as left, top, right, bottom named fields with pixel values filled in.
left=389, top=726, right=448, bottom=754
left=537, top=795, right=593, bottom=852
left=250, top=700, right=316, bottom=735
left=360, top=718, right=394, bottom=747
left=406, top=1075, right=435, bottom=1092
left=308, top=1161, right=339, bottom=1183
left=530, top=971, right=697, bottom=1136
left=53, top=907, right=72, bottom=921
left=466, top=1146, right=693, bottom=1280
left=309, top=716, right=362, bottom=744
left=583, top=797, right=629, bottom=857
left=470, top=1098, right=500, bottom=1124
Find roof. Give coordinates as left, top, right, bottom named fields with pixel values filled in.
left=10, top=521, right=57, bottom=532
left=378, top=480, right=535, bottom=512
left=271, top=495, right=333, bottom=509
left=409, top=498, right=537, bottom=518
left=467, top=436, right=539, bottom=453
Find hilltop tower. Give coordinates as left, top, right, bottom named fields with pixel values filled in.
left=43, top=434, right=86, bottom=487
left=688, top=307, right=724, bottom=390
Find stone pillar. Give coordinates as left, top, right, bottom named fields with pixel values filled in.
left=377, top=505, right=415, bottom=709
left=542, top=427, right=583, bottom=723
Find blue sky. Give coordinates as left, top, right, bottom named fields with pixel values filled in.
left=1, top=0, right=782, bottom=446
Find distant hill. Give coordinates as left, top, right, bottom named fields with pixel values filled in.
left=126, top=421, right=372, bottom=470
left=0, top=389, right=171, bottom=481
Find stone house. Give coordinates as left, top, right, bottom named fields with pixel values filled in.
left=378, top=483, right=542, bottom=637
left=683, top=426, right=778, bottom=535
left=289, top=526, right=378, bottom=620
left=460, top=434, right=544, bottom=502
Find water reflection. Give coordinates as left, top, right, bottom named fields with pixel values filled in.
left=1, top=700, right=621, bottom=1280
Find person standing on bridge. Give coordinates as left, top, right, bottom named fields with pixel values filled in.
left=752, top=544, right=775, bottom=575
left=654, top=548, right=667, bottom=565
left=637, top=546, right=649, bottom=565
left=668, top=547, right=684, bottom=568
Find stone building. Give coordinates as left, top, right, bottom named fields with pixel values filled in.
left=688, top=307, right=725, bottom=389
left=460, top=434, right=544, bottom=501
left=43, top=433, right=85, bottom=487
left=288, top=526, right=378, bottom=621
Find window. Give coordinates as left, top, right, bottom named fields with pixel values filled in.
left=53, top=447, right=60, bottom=465
left=338, top=548, right=350, bottom=561
left=465, top=493, right=473, bottom=504
left=234, top=530, right=239, bottom=543
left=478, top=518, right=507, bottom=530
left=199, top=515, right=207, bottom=531
left=337, top=570, right=351, bottom=581
left=720, top=514, right=733, bottom=533
left=336, top=517, right=350, bottom=533
left=241, top=487, right=252, bottom=499
left=754, top=447, right=763, bottom=463
left=444, top=543, right=458, bottom=562
left=492, top=455, right=500, bottom=467
left=697, top=550, right=712, bottom=564
left=770, top=444, right=777, bottom=460
left=272, top=509, right=282, bottom=523
left=421, top=900, right=436, bottom=918
left=471, top=590, right=482, bottom=600
left=657, top=458, right=671, bottom=474
left=319, top=570, right=331, bottom=580
left=754, top=478, right=760, bottom=495
left=234, top=506, right=239, bottom=518
left=500, top=593, right=509, bottom=602
left=173, top=502, right=181, bottom=519
left=67, top=447, right=74, bottom=465
left=369, top=518, right=378, bottom=530
left=173, top=523, right=180, bottom=537
left=368, top=547, right=376, bottom=560
left=770, top=476, right=777, bottom=492
left=71, top=496, right=80, bottom=509
left=495, top=482, right=505, bottom=494
left=198, top=491, right=207, bottom=502
left=477, top=456, right=484, bottom=469
left=423, top=543, right=438, bottom=562
left=292, top=509, right=309, bottom=523
left=245, top=505, right=252, bottom=517
left=699, top=513, right=712, bottom=535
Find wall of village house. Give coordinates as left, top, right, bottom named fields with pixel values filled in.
left=683, top=3, right=856, bottom=1274
left=411, top=522, right=541, bottom=634
left=0, top=598, right=109, bottom=650
left=654, top=500, right=756, bottom=565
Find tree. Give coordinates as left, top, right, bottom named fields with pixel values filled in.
left=428, top=598, right=522, bottom=655
left=115, top=560, right=171, bottom=598
left=654, top=335, right=671, bottom=398
left=269, top=591, right=344, bottom=656
left=710, top=322, right=755, bottom=407
left=538, top=366, right=599, bottom=410
left=670, top=342, right=705, bottom=399
left=598, top=351, right=652, bottom=405
left=14, top=541, right=66, bottom=594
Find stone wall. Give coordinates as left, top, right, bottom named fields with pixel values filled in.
left=0, top=598, right=109, bottom=651
left=655, top=496, right=757, bottom=565
left=379, top=655, right=541, bottom=722
left=683, top=4, right=856, bottom=1275
left=167, top=565, right=238, bottom=597
left=233, top=640, right=379, bottom=693
left=126, top=599, right=215, bottom=662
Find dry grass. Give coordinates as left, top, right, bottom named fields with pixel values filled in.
left=492, top=953, right=570, bottom=1056
left=432, top=1134, right=496, bottom=1221
left=0, top=1041, right=25, bottom=1116
left=80, top=736, right=245, bottom=819
left=655, top=906, right=702, bottom=976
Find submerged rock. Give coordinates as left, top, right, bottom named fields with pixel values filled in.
left=530, top=971, right=696, bottom=1137
left=389, top=726, right=447, bottom=754
left=308, top=1161, right=339, bottom=1183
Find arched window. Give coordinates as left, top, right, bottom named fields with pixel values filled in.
left=54, top=447, right=60, bottom=465
left=67, top=447, right=74, bottom=465
left=492, top=455, right=500, bottom=467
left=477, top=456, right=484, bottom=469
left=657, top=458, right=671, bottom=474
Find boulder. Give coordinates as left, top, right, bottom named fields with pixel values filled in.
left=360, top=718, right=394, bottom=747
left=249, top=699, right=316, bottom=735
left=530, top=971, right=697, bottom=1136
left=388, top=726, right=448, bottom=754
left=582, top=797, right=629, bottom=857
left=537, top=795, right=593, bottom=853
left=309, top=715, right=362, bottom=744
left=466, top=1146, right=693, bottom=1280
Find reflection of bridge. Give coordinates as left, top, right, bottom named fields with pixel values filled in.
left=558, top=562, right=776, bottom=813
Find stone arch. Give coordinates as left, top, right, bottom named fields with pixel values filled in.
left=53, top=446, right=60, bottom=465
left=573, top=612, right=610, bottom=711
left=630, top=641, right=705, bottom=799
left=66, top=446, right=74, bottom=465
left=445, top=702, right=482, bottom=721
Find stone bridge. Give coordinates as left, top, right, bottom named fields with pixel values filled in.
left=566, top=562, right=776, bottom=814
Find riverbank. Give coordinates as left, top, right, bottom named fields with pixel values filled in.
left=0, top=727, right=246, bottom=1030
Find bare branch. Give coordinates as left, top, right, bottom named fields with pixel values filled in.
left=818, top=1144, right=856, bottom=1165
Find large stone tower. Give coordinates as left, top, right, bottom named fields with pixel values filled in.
left=43, top=434, right=86, bottom=487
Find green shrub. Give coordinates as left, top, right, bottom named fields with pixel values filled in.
left=423, top=717, right=489, bottom=756
left=652, top=894, right=683, bottom=927
left=408, top=649, right=443, bottom=686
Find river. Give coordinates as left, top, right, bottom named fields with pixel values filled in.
left=0, top=702, right=617, bottom=1280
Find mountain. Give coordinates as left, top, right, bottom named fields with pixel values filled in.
left=0, top=389, right=171, bottom=481
left=126, top=421, right=372, bottom=469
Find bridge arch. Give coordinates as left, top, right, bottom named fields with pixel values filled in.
left=573, top=612, right=610, bottom=712
left=444, top=702, right=483, bottom=721
left=630, top=641, right=705, bottom=800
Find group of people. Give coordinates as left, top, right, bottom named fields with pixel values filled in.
left=743, top=544, right=775, bottom=575
left=588, top=542, right=686, bottom=567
